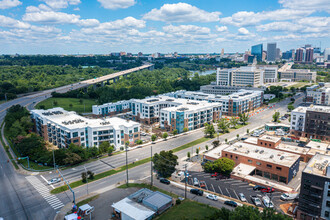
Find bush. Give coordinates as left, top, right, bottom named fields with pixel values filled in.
left=176, top=199, right=181, bottom=205
left=136, top=139, right=143, bottom=145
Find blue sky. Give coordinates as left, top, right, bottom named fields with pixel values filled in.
left=0, top=0, right=329, bottom=54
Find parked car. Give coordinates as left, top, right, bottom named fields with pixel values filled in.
left=190, top=189, right=203, bottom=196
left=250, top=196, right=262, bottom=207
left=280, top=193, right=299, bottom=201
left=262, top=196, right=274, bottom=208
left=238, top=193, right=247, bottom=202
left=211, top=172, right=219, bottom=177
left=200, top=181, right=206, bottom=189
left=159, top=178, right=170, bottom=185
left=253, top=185, right=267, bottom=191
left=216, top=174, right=229, bottom=180
left=241, top=137, right=248, bottom=141
left=206, top=194, right=218, bottom=201
left=48, top=178, right=61, bottom=185
left=193, top=177, right=199, bottom=186
left=141, top=132, right=147, bottom=136
left=224, top=200, right=238, bottom=207
left=260, top=187, right=275, bottom=193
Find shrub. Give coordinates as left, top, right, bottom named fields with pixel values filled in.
left=176, top=199, right=181, bottom=205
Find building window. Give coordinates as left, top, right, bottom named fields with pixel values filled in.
left=255, top=169, right=262, bottom=176
left=327, top=201, right=330, bottom=207
left=73, top=132, right=78, bottom=137
left=80, top=132, right=84, bottom=136
left=235, top=156, right=238, bottom=160
left=256, top=162, right=261, bottom=165
left=276, top=166, right=282, bottom=171
left=93, top=131, right=97, bottom=135
left=260, top=142, right=263, bottom=145
left=248, top=159, right=252, bottom=163
left=265, top=143, right=267, bottom=146
left=93, top=137, right=97, bottom=140
left=267, top=164, right=272, bottom=168
left=134, top=127, right=138, bottom=132
left=279, top=176, right=287, bottom=183
left=325, top=211, right=330, bottom=217
left=264, top=172, right=270, bottom=179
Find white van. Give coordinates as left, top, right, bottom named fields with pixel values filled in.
left=262, top=196, right=274, bottom=208
left=280, top=193, right=299, bottom=201
left=193, top=177, right=199, bottom=186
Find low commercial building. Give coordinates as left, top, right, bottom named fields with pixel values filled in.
left=290, top=106, right=330, bottom=142
left=203, top=144, right=230, bottom=162
left=112, top=188, right=173, bottom=220
left=278, top=62, right=316, bottom=82
left=264, top=123, right=290, bottom=132
left=297, top=154, right=330, bottom=220
left=200, top=84, right=264, bottom=95
left=31, top=107, right=140, bottom=149
left=168, top=90, right=263, bottom=116
left=222, top=142, right=300, bottom=183
left=257, top=135, right=281, bottom=149
left=160, top=101, right=221, bottom=133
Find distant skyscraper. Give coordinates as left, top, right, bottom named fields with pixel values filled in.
left=221, top=48, right=224, bottom=56
left=324, top=48, right=330, bottom=61
left=262, top=51, right=267, bottom=61
left=276, top=48, right=281, bottom=60
left=251, top=44, right=263, bottom=62
left=138, top=52, right=143, bottom=56
left=295, top=48, right=304, bottom=62
left=305, top=48, right=314, bottom=63
left=291, top=49, right=295, bottom=60
left=267, top=43, right=276, bottom=62
left=282, top=51, right=293, bottom=60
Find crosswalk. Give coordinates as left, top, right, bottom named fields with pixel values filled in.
left=26, top=176, right=64, bottom=210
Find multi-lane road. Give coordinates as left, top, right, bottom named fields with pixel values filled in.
left=0, top=64, right=152, bottom=220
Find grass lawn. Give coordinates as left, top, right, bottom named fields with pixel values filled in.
left=287, top=82, right=313, bottom=89
left=118, top=183, right=179, bottom=198
left=35, top=98, right=98, bottom=113
left=157, top=200, right=218, bottom=220
left=172, top=137, right=210, bottom=153
left=76, top=195, right=99, bottom=207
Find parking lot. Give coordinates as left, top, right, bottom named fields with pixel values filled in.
left=182, top=171, right=287, bottom=210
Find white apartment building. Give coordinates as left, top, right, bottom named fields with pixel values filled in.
left=290, top=107, right=307, bottom=133
left=167, top=89, right=263, bottom=116
left=92, top=100, right=131, bottom=116
left=307, top=86, right=330, bottom=106
left=31, top=108, right=140, bottom=149
left=278, top=62, right=316, bottom=82
left=160, top=101, right=222, bottom=133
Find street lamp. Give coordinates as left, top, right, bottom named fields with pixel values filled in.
left=84, top=165, right=88, bottom=195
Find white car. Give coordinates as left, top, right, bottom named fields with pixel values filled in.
left=280, top=193, right=299, bottom=201
left=48, top=178, right=61, bottom=185
left=238, top=193, right=247, bottom=202
left=206, top=194, right=218, bottom=201
left=262, top=196, right=274, bottom=208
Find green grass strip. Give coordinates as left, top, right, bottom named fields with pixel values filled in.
left=76, top=195, right=100, bottom=207
left=51, top=136, right=212, bottom=194
left=118, top=183, right=179, bottom=198
left=0, top=122, right=19, bottom=169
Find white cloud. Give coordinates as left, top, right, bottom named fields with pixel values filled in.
left=26, top=4, right=52, bottom=13
left=97, top=0, right=135, bottom=10
left=216, top=25, right=228, bottom=32
left=73, top=7, right=80, bottom=11
left=238, top=27, right=249, bottom=35
left=143, top=3, right=221, bottom=22
left=23, top=11, right=80, bottom=24
left=279, top=0, right=330, bottom=13
left=0, top=15, right=30, bottom=29
left=78, top=19, right=100, bottom=27
left=163, top=25, right=211, bottom=35
left=41, top=0, right=81, bottom=9
left=0, top=0, right=21, bottom=9
left=220, top=9, right=312, bottom=26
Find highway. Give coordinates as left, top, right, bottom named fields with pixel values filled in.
left=0, top=64, right=152, bottom=220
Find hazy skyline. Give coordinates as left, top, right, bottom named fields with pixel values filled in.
left=0, top=0, right=329, bottom=54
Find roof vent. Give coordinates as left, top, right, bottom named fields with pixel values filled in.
left=233, top=148, right=237, bottom=151
left=260, top=150, right=264, bottom=154
left=239, top=145, right=242, bottom=148
left=280, top=156, right=285, bottom=160
left=270, top=155, right=274, bottom=159
left=246, top=150, right=250, bottom=154
left=255, top=149, right=259, bottom=153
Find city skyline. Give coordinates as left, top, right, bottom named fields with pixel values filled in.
left=0, top=0, right=329, bottom=54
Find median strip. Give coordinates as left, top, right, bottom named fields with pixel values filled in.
left=51, top=136, right=211, bottom=194
left=0, top=122, right=19, bottom=169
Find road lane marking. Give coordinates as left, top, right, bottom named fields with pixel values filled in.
left=211, top=184, right=215, bottom=192
left=41, top=175, right=55, bottom=189
left=233, top=190, right=239, bottom=199
left=218, top=186, right=223, bottom=195
left=226, top=188, right=231, bottom=197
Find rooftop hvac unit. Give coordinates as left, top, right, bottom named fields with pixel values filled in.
left=270, top=155, right=274, bottom=159
left=239, top=145, right=242, bottom=148
left=255, top=149, right=259, bottom=153
left=233, top=148, right=237, bottom=151
left=246, top=150, right=250, bottom=154
left=260, top=150, right=264, bottom=154
left=280, top=156, right=285, bottom=160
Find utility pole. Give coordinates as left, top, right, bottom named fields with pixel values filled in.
left=151, top=145, right=153, bottom=186
left=84, top=165, right=89, bottom=195
left=57, top=168, right=76, bottom=205
left=184, top=164, right=188, bottom=199
left=125, top=144, right=129, bottom=187
left=52, top=149, right=56, bottom=171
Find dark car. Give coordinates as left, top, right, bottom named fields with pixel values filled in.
left=160, top=178, right=170, bottom=185
left=241, top=137, right=248, bottom=141
left=190, top=189, right=203, bottom=196
left=216, top=174, right=229, bottom=180
left=253, top=185, right=267, bottom=191
left=224, top=200, right=238, bottom=207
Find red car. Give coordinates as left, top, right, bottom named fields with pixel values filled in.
left=211, top=172, right=219, bottom=177
left=260, top=187, right=275, bottom=193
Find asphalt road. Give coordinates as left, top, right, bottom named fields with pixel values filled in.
left=0, top=64, right=151, bottom=220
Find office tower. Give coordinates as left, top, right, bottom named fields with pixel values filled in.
left=282, top=51, right=292, bottom=60
left=262, top=51, right=267, bottom=61
left=291, top=49, right=295, bottom=60
left=324, top=48, right=330, bottom=61
left=251, top=44, right=263, bottom=62
left=221, top=48, right=224, bottom=56
left=305, top=48, right=314, bottom=63
left=295, top=48, right=304, bottom=62
left=276, top=48, right=281, bottom=60
left=267, top=43, right=276, bottom=62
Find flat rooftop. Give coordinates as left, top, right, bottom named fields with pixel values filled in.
left=258, top=135, right=281, bottom=143
left=203, top=144, right=230, bottom=159
left=293, top=105, right=330, bottom=114
left=276, top=143, right=309, bottom=155
left=232, top=163, right=256, bottom=176
left=223, top=142, right=300, bottom=167
left=306, top=141, right=330, bottom=151
left=303, top=154, right=330, bottom=177
left=243, top=137, right=258, bottom=145
left=161, top=101, right=221, bottom=112
left=265, top=122, right=290, bottom=128
left=32, top=107, right=139, bottom=130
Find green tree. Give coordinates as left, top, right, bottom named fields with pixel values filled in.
left=272, top=111, right=280, bottom=122
left=81, top=172, right=87, bottom=183
left=204, top=123, right=215, bottom=138
left=212, top=140, right=220, bottom=149
left=238, top=113, right=249, bottom=125
left=87, top=170, right=94, bottom=180
left=99, top=141, right=110, bottom=154
left=196, top=148, right=199, bottom=155
left=187, top=152, right=190, bottom=160
left=205, top=145, right=209, bottom=151
left=136, top=139, right=143, bottom=145
left=237, top=134, right=240, bottom=140
left=288, top=104, right=294, bottom=111
left=203, top=158, right=235, bottom=175
left=64, top=152, right=82, bottom=165
left=218, top=118, right=229, bottom=133
left=153, top=150, right=178, bottom=178
left=172, top=129, right=178, bottom=136
left=247, top=129, right=250, bottom=134
left=183, top=127, right=188, bottom=133
left=151, top=134, right=157, bottom=143
left=162, top=132, right=168, bottom=140
left=230, top=117, right=239, bottom=128
left=108, top=145, right=114, bottom=155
